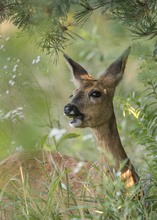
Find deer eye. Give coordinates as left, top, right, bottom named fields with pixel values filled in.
left=90, top=91, right=101, bottom=98
left=69, top=95, right=73, bottom=99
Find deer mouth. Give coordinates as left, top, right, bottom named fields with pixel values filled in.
left=66, top=112, right=84, bottom=128
left=64, top=104, right=84, bottom=127
left=69, top=114, right=84, bottom=127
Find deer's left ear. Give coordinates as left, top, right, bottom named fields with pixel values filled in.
left=100, top=47, right=131, bottom=87
left=64, top=54, right=93, bottom=86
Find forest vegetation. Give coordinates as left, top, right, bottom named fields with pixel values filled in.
left=0, top=1, right=157, bottom=219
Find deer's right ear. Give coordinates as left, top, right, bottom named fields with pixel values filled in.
left=64, top=54, right=93, bottom=86
left=100, top=47, right=131, bottom=87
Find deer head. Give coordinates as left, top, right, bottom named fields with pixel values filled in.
left=64, top=47, right=131, bottom=128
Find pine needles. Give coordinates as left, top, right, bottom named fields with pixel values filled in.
left=131, top=67, right=157, bottom=174
left=1, top=0, right=157, bottom=56
left=0, top=1, right=71, bottom=58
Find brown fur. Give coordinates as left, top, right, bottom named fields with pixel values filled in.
left=0, top=47, right=140, bottom=219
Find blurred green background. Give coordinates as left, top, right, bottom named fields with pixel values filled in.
left=0, top=12, right=153, bottom=174
left=1, top=2, right=157, bottom=218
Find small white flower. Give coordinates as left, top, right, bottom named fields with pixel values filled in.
left=0, top=45, right=4, bottom=50
left=48, top=128, right=66, bottom=140
left=12, top=74, right=16, bottom=79
left=4, top=107, right=24, bottom=123
left=115, top=171, right=121, bottom=177
left=12, top=109, right=18, bottom=115
left=6, top=90, right=9, bottom=95
left=36, top=56, right=41, bottom=63
left=6, top=37, right=10, bottom=41
left=13, top=64, right=18, bottom=72
left=17, top=107, right=23, bottom=111
left=73, top=162, right=85, bottom=173
left=9, top=79, right=15, bottom=86
left=116, top=191, right=121, bottom=196
left=4, top=65, right=7, bottom=69
left=4, top=111, right=11, bottom=119
left=32, top=56, right=41, bottom=64
left=32, top=59, right=35, bottom=64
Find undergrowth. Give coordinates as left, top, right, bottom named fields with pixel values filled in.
left=0, top=157, right=148, bottom=220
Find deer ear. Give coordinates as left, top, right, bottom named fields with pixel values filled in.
left=64, top=54, right=93, bottom=86
left=100, top=47, right=131, bottom=87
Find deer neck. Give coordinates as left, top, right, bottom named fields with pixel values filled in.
left=91, top=112, right=128, bottom=169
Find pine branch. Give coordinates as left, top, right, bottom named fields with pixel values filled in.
left=130, top=58, right=157, bottom=172
left=1, top=0, right=157, bottom=56
left=76, top=0, right=157, bottom=39
left=0, top=0, right=72, bottom=58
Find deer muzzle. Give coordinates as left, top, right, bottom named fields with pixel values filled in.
left=64, top=104, right=84, bottom=127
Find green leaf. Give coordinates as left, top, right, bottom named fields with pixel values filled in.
left=145, top=195, right=157, bottom=202
left=58, top=133, right=80, bottom=144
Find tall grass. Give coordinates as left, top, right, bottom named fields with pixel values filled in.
left=0, top=153, right=149, bottom=220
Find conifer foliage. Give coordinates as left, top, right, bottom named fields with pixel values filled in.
left=0, top=0, right=157, bottom=55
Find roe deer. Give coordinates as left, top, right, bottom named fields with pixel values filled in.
left=0, top=47, right=140, bottom=218
left=63, top=46, right=139, bottom=187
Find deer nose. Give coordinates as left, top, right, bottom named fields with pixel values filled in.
left=64, top=104, right=81, bottom=116
left=64, top=104, right=75, bottom=115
